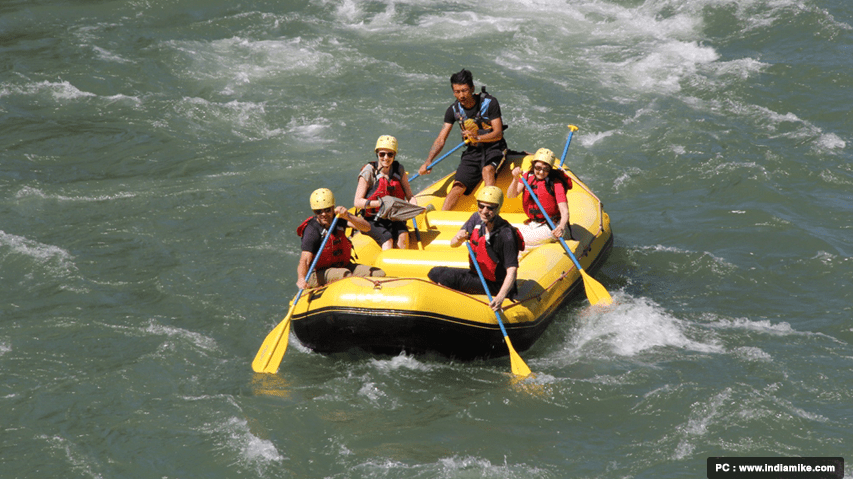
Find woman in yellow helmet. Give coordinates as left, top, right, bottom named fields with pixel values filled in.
left=427, top=186, right=524, bottom=311
left=296, top=188, right=385, bottom=289
left=507, top=148, right=573, bottom=251
left=353, top=135, right=417, bottom=250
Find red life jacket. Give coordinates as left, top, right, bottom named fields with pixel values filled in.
left=522, top=171, right=572, bottom=222
left=468, top=221, right=525, bottom=283
left=363, top=161, right=407, bottom=219
left=296, top=216, right=352, bottom=268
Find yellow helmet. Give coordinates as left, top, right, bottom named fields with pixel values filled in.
left=374, top=135, right=398, bottom=154
left=476, top=185, right=504, bottom=214
left=531, top=148, right=559, bottom=169
left=309, top=188, right=335, bottom=210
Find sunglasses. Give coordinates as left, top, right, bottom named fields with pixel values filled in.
left=533, top=164, right=551, bottom=173
left=477, top=202, right=497, bottom=212
left=377, top=151, right=395, bottom=158
left=313, top=207, right=334, bottom=215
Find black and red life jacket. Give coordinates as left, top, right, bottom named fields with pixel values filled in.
left=453, top=93, right=496, bottom=134
left=296, top=216, right=352, bottom=269
left=522, top=170, right=572, bottom=222
left=468, top=220, right=525, bottom=283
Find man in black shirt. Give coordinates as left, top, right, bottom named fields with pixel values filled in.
left=418, top=69, right=507, bottom=211
left=427, top=186, right=522, bottom=311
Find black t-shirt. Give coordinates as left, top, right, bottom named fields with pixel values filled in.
left=444, top=93, right=503, bottom=126
left=444, top=93, right=505, bottom=155
left=300, top=218, right=346, bottom=255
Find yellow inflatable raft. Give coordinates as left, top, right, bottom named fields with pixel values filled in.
left=290, top=152, right=613, bottom=359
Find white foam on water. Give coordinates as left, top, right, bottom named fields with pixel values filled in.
left=331, top=0, right=400, bottom=30
left=167, top=35, right=339, bottom=89
left=207, top=417, right=284, bottom=469
left=357, top=380, right=388, bottom=405
left=629, top=244, right=739, bottom=278
left=612, top=167, right=643, bottom=192
left=733, top=346, right=773, bottom=362
left=349, top=454, right=547, bottom=478
left=0, top=77, right=142, bottom=108
left=144, top=319, right=218, bottom=352
left=612, top=41, right=719, bottom=95
left=818, top=168, right=853, bottom=187
left=714, top=57, right=768, bottom=81
left=816, top=132, right=846, bottom=151
left=91, top=45, right=131, bottom=64
left=566, top=294, right=723, bottom=358
left=706, top=316, right=797, bottom=336
left=172, top=96, right=281, bottom=140
left=15, top=186, right=137, bottom=202
left=368, top=352, right=434, bottom=373
left=722, top=101, right=847, bottom=155
left=35, top=80, right=96, bottom=100
left=413, top=10, right=519, bottom=40
left=704, top=316, right=842, bottom=347
left=668, top=377, right=833, bottom=460
left=0, top=230, right=76, bottom=276
left=285, top=118, right=335, bottom=144
left=671, top=387, right=733, bottom=459
left=580, top=130, right=617, bottom=148
left=39, top=434, right=103, bottom=479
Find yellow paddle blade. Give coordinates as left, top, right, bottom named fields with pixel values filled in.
left=503, top=335, right=532, bottom=378
left=251, top=306, right=294, bottom=373
left=581, top=270, right=612, bottom=306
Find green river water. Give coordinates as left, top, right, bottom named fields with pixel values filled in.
left=1, top=0, right=851, bottom=477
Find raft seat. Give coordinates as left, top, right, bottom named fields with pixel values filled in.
left=375, top=212, right=548, bottom=278
left=373, top=248, right=469, bottom=279
left=412, top=211, right=531, bottom=251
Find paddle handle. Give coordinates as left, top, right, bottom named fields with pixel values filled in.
left=409, top=141, right=465, bottom=181
left=559, top=125, right=579, bottom=168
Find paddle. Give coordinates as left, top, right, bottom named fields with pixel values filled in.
left=465, top=241, right=532, bottom=378
left=519, top=175, right=612, bottom=306
left=409, top=141, right=466, bottom=181
left=559, top=125, right=579, bottom=168
left=252, top=214, right=342, bottom=373
left=410, top=204, right=435, bottom=250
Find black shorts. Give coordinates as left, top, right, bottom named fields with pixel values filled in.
left=365, top=217, right=408, bottom=245
left=454, top=147, right=504, bottom=195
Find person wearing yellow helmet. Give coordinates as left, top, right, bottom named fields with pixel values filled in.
left=507, top=148, right=574, bottom=251
left=353, top=135, right=418, bottom=250
left=296, top=188, right=385, bottom=289
left=427, top=186, right=524, bottom=311
left=417, top=69, right=508, bottom=211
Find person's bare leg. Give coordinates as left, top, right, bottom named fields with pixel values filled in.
left=482, top=164, right=496, bottom=186
left=442, top=183, right=466, bottom=211
left=396, top=230, right=409, bottom=249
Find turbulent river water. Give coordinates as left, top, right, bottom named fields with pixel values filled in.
left=1, top=0, right=851, bottom=477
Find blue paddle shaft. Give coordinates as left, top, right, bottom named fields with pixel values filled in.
left=519, top=175, right=583, bottom=272
left=409, top=141, right=465, bottom=181
left=293, top=214, right=341, bottom=307
left=559, top=129, right=576, bottom=168
left=465, top=241, right=511, bottom=339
